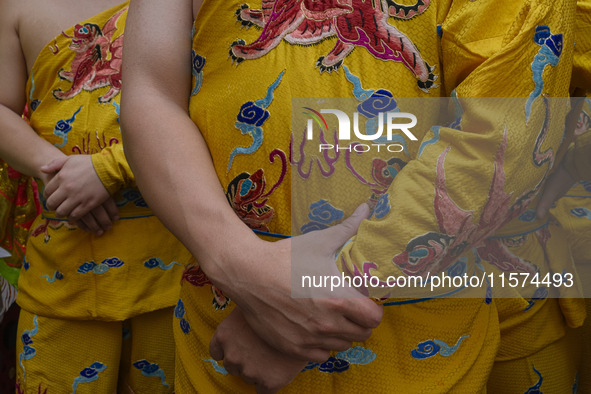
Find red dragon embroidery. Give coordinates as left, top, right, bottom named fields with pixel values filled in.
left=52, top=7, right=126, bottom=103
left=225, top=149, right=287, bottom=231
left=232, top=0, right=437, bottom=92
left=392, top=128, right=539, bottom=277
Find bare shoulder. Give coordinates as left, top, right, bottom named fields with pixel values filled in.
left=13, top=0, right=124, bottom=75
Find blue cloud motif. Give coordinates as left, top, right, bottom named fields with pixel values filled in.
left=335, top=346, right=377, bottom=365
left=78, top=258, right=124, bottom=274
left=103, top=257, right=124, bottom=268
left=447, top=258, right=467, bottom=278
left=191, top=50, right=206, bottom=96
left=119, top=189, right=148, bottom=208
left=301, top=200, right=345, bottom=234
left=41, top=270, right=64, bottom=283
left=174, top=299, right=185, bottom=319
left=228, top=71, right=284, bottom=171
left=526, top=26, right=563, bottom=122
left=302, top=362, right=320, bottom=372
left=580, top=181, right=591, bottom=192
left=203, top=358, right=228, bottom=375
left=518, top=209, right=537, bottom=222
left=175, top=299, right=191, bottom=334
left=144, top=258, right=181, bottom=270
left=72, top=362, right=107, bottom=393
left=571, top=208, right=591, bottom=219
left=237, top=101, right=270, bottom=127
left=524, top=286, right=549, bottom=311
left=308, top=200, right=344, bottom=224
left=411, top=335, right=470, bottom=359
left=411, top=340, right=441, bottom=359
left=133, top=359, right=169, bottom=388
left=54, top=106, right=82, bottom=147
left=357, top=89, right=397, bottom=118
left=77, top=261, right=96, bottom=274
left=373, top=193, right=391, bottom=219
left=23, top=257, right=30, bottom=271
left=180, top=318, right=191, bottom=334
left=19, top=315, right=39, bottom=379
left=318, top=357, right=350, bottom=373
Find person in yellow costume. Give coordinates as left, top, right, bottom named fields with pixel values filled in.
left=0, top=0, right=195, bottom=392
left=122, top=0, right=589, bottom=392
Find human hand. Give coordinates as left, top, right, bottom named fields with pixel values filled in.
left=209, top=307, right=307, bottom=393
left=41, top=155, right=119, bottom=235
left=536, top=162, right=576, bottom=219
left=218, top=203, right=383, bottom=363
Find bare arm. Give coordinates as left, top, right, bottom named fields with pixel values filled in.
left=122, top=0, right=382, bottom=362
left=0, top=0, right=65, bottom=183
left=0, top=0, right=116, bottom=235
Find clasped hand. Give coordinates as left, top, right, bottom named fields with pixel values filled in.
left=209, top=204, right=383, bottom=392
left=41, top=155, right=118, bottom=235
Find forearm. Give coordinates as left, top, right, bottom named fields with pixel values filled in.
left=0, top=104, right=65, bottom=181
left=121, top=96, right=261, bottom=286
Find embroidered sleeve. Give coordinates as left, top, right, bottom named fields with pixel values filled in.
left=91, top=144, right=135, bottom=196
left=337, top=0, right=577, bottom=298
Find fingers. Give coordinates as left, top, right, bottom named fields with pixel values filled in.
left=339, top=298, right=383, bottom=330
left=40, top=156, right=68, bottom=174
left=102, top=198, right=120, bottom=221
left=322, top=203, right=370, bottom=251
left=74, top=219, right=91, bottom=234
left=77, top=214, right=102, bottom=236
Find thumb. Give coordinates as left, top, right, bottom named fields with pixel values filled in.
left=323, top=203, right=371, bottom=251
left=41, top=156, right=68, bottom=174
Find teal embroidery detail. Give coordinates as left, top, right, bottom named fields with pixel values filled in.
left=335, top=346, right=377, bottom=365
left=203, top=358, right=228, bottom=375
left=571, top=207, right=591, bottom=219
left=526, top=26, right=563, bottom=122
left=303, top=346, right=377, bottom=374
left=41, top=270, right=64, bottom=283
left=411, top=335, right=470, bottom=359
left=144, top=258, right=181, bottom=270
left=72, top=362, right=107, bottom=393
left=228, top=71, right=284, bottom=171
left=29, top=71, right=41, bottom=111
left=133, top=360, right=169, bottom=387
left=19, top=315, right=38, bottom=379
left=77, top=257, right=124, bottom=274
left=54, top=106, right=83, bottom=147
left=112, top=100, right=120, bottom=123
left=418, top=90, right=463, bottom=158
left=419, top=126, right=440, bottom=158
left=525, top=366, right=543, bottom=393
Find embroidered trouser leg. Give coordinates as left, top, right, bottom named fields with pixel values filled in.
left=16, top=307, right=175, bottom=393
